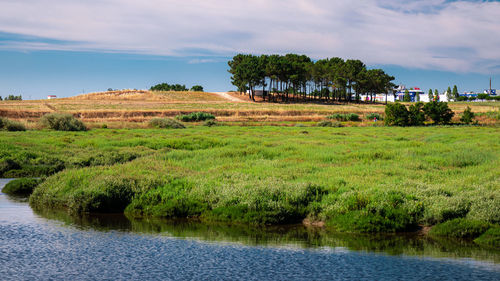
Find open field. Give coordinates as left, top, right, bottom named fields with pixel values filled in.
left=1, top=90, right=499, bottom=127
left=1, top=126, right=498, bottom=245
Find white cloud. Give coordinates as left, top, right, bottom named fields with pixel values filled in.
left=0, top=0, right=499, bottom=73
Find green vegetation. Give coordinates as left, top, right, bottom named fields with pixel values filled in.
left=316, top=120, right=342, bottom=127
left=2, top=178, right=42, bottom=196
left=149, top=118, right=185, bottom=129
left=2, top=94, right=22, bottom=101
left=474, top=226, right=500, bottom=248
left=430, top=218, right=490, bottom=238
left=327, top=113, right=360, bottom=121
left=460, top=106, right=475, bottom=124
left=190, top=85, right=204, bottom=92
left=176, top=112, right=215, bottom=122
left=150, top=83, right=188, bottom=91
left=423, top=101, right=454, bottom=124
left=385, top=102, right=454, bottom=126
left=0, top=117, right=26, bottom=131
left=366, top=113, right=383, bottom=121
left=228, top=54, right=394, bottom=102
left=40, top=113, right=87, bottom=131
left=0, top=126, right=492, bottom=240
left=203, top=120, right=218, bottom=127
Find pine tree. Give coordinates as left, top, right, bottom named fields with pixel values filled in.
left=434, top=89, right=439, bottom=101
left=428, top=89, right=433, bottom=102
left=403, top=89, right=411, bottom=102
left=452, top=85, right=459, bottom=99
left=446, top=86, right=453, bottom=101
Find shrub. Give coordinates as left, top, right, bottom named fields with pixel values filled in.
left=430, top=218, right=490, bottom=238
left=460, top=106, right=475, bottom=125
left=365, top=113, right=383, bottom=121
left=2, top=178, right=42, bottom=196
left=327, top=113, right=359, bottom=121
left=0, top=117, right=26, bottom=131
left=149, top=118, right=185, bottom=129
left=408, top=102, right=425, bottom=126
left=317, top=120, right=343, bottom=127
left=0, top=117, right=7, bottom=129
left=5, top=120, right=26, bottom=131
left=190, top=85, right=204, bottom=92
left=423, top=101, right=454, bottom=125
left=384, top=103, right=409, bottom=126
left=176, top=112, right=215, bottom=122
left=203, top=120, right=218, bottom=127
left=41, top=113, right=87, bottom=131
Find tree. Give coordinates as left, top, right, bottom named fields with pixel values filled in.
left=423, top=101, right=454, bottom=124
left=385, top=103, right=409, bottom=126
left=0, top=96, right=2, bottom=101
left=416, top=92, right=420, bottom=102
left=434, top=89, right=439, bottom=101
left=428, top=89, right=433, bottom=102
left=403, top=89, right=411, bottom=102
left=452, top=85, right=459, bottom=99
left=460, top=106, right=475, bottom=124
left=408, top=102, right=425, bottom=126
left=190, top=85, right=204, bottom=92
left=446, top=86, right=453, bottom=101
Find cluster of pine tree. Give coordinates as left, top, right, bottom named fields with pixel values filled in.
left=228, top=54, right=395, bottom=102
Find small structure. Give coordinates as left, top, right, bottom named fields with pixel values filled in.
left=47, top=95, right=57, bottom=99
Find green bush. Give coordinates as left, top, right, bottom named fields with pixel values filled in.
left=423, top=101, right=454, bottom=125
left=176, top=112, right=215, bottom=122
left=460, top=106, right=475, bottom=125
left=190, top=85, right=204, bottom=92
left=408, top=102, right=425, bottom=126
left=327, top=113, right=360, bottom=121
left=365, top=113, right=383, bottom=121
left=203, top=120, right=218, bottom=127
left=149, top=118, right=185, bottom=129
left=0, top=117, right=7, bottom=129
left=2, top=178, right=42, bottom=196
left=385, top=103, right=409, bottom=126
left=430, top=218, right=490, bottom=238
left=41, top=113, right=87, bottom=131
left=317, top=120, right=343, bottom=127
left=0, top=117, right=26, bottom=131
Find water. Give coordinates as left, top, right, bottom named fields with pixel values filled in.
left=1, top=179, right=499, bottom=280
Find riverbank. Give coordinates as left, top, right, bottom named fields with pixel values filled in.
left=0, top=126, right=498, bottom=245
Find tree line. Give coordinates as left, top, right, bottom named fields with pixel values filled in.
left=0, top=95, right=22, bottom=101
left=228, top=54, right=395, bottom=102
left=150, top=83, right=203, bottom=92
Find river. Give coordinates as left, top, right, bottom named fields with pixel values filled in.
left=0, top=179, right=498, bottom=280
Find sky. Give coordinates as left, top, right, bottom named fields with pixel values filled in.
left=0, top=0, right=499, bottom=99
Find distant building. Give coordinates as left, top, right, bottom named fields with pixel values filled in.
left=484, top=89, right=497, bottom=95
left=47, top=95, right=57, bottom=99
left=395, top=86, right=426, bottom=102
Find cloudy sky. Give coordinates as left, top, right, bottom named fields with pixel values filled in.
left=0, top=0, right=499, bottom=98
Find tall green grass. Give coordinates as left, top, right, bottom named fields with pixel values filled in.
left=0, top=126, right=496, bottom=237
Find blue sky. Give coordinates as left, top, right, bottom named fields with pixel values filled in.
left=0, top=0, right=499, bottom=99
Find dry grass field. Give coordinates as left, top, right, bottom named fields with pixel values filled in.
left=0, top=90, right=498, bottom=128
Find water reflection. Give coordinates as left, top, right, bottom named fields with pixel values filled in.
left=31, top=205, right=500, bottom=263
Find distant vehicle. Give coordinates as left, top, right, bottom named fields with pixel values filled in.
left=47, top=95, right=57, bottom=99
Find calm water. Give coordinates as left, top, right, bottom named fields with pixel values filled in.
left=1, top=179, right=499, bottom=280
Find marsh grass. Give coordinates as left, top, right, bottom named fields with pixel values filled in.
left=2, top=177, right=42, bottom=196
left=0, top=126, right=495, bottom=236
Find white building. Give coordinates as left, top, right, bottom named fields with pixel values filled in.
left=47, top=95, right=57, bottom=99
